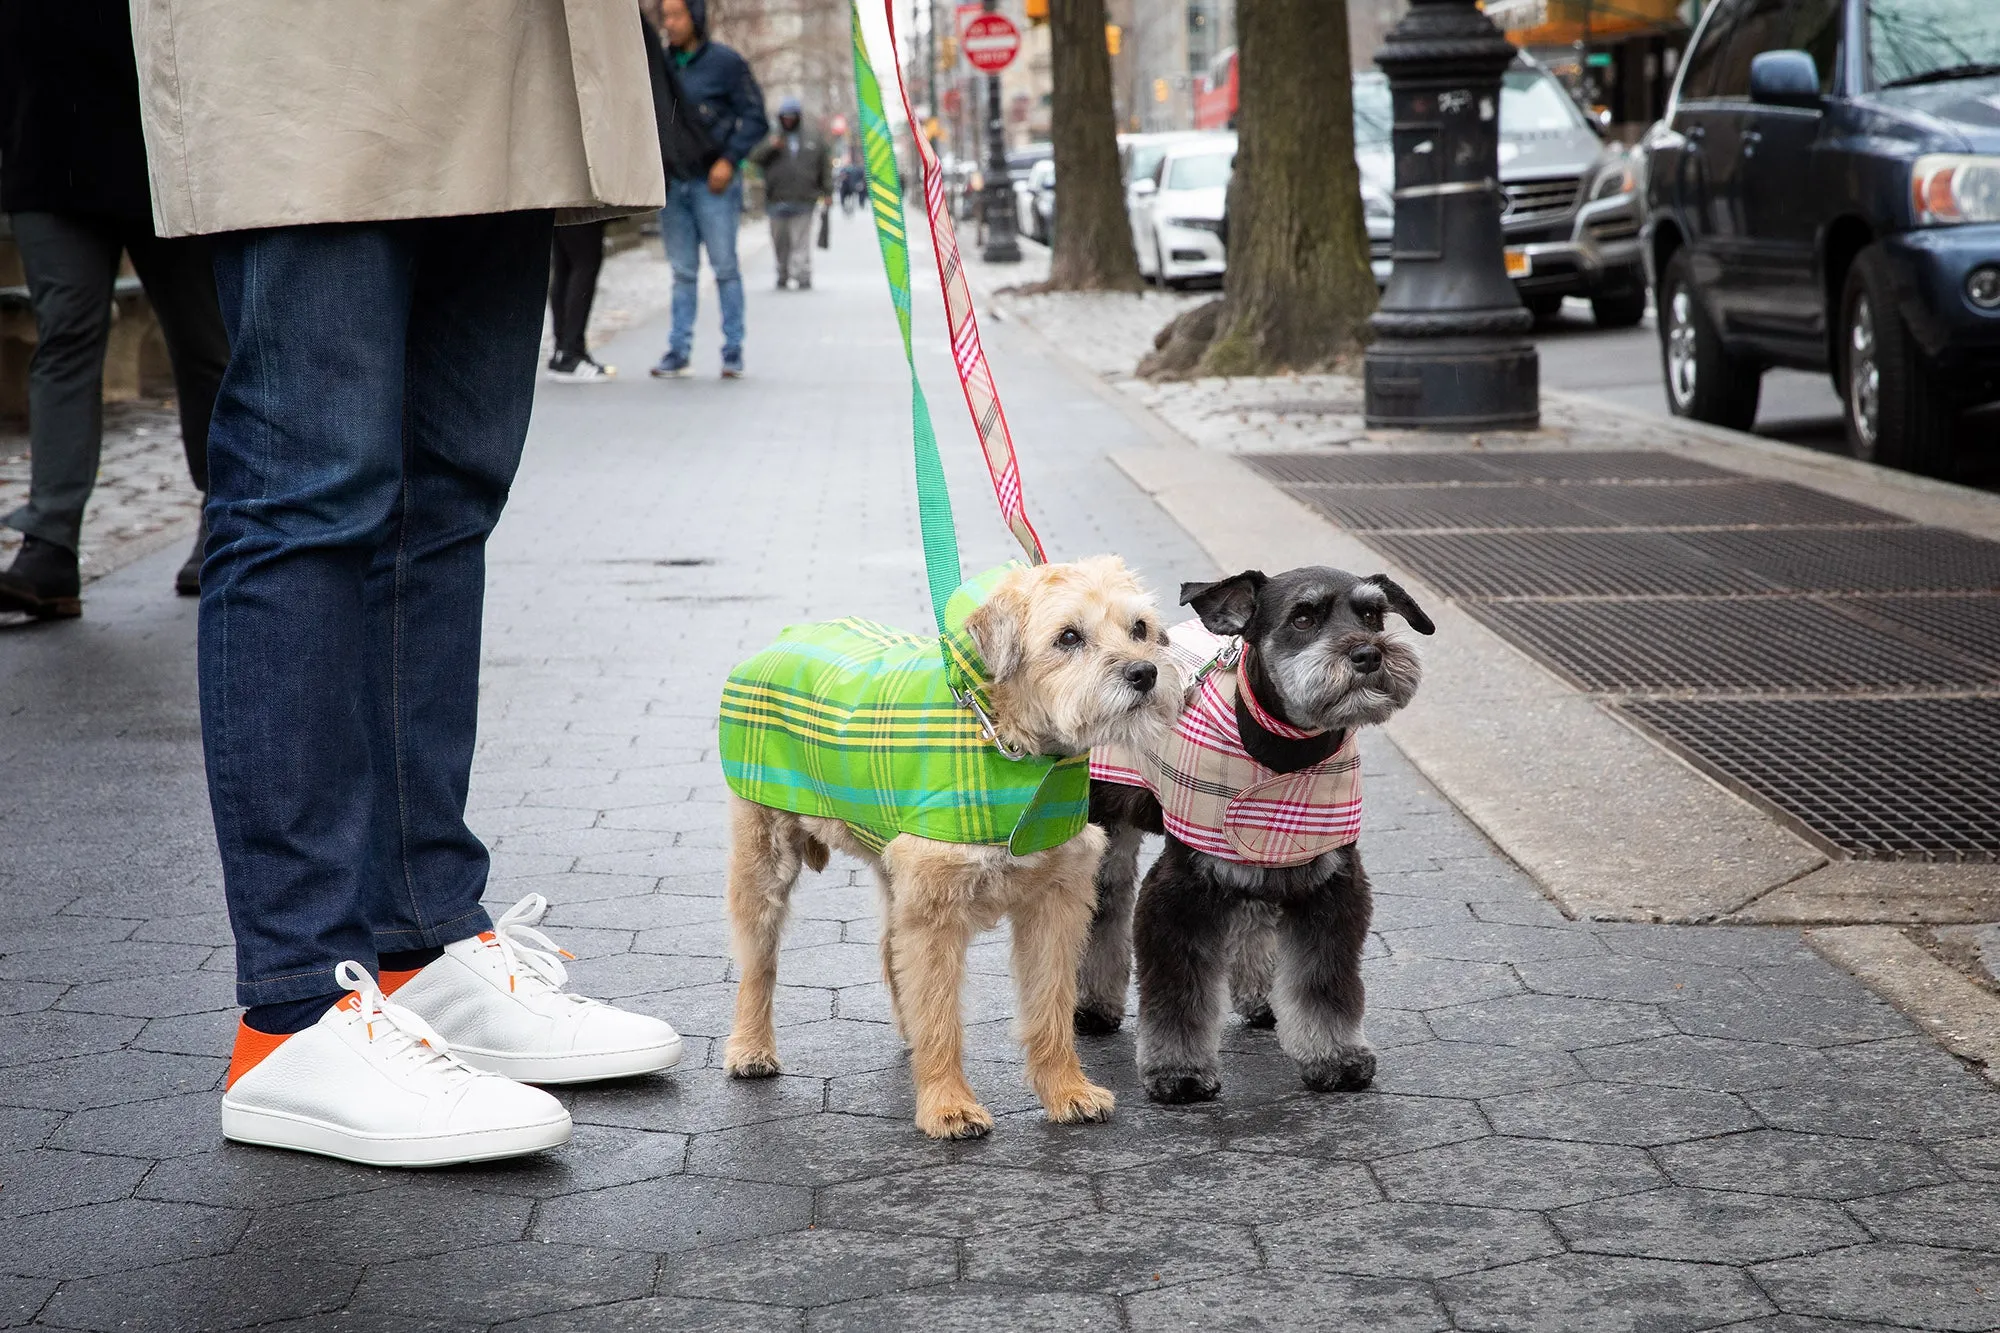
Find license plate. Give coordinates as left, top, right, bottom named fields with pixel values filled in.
left=1504, top=247, right=1532, bottom=277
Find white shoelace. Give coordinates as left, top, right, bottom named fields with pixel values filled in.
left=489, top=895, right=597, bottom=1007
left=333, top=960, right=478, bottom=1087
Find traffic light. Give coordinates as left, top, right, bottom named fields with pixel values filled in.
left=1025, top=0, right=1047, bottom=20
left=939, top=35, right=956, bottom=67
left=1153, top=77, right=1169, bottom=103
left=1105, top=23, right=1120, bottom=54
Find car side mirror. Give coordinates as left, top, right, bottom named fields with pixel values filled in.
left=1132, top=179, right=1157, bottom=198
left=1750, top=50, right=1821, bottom=108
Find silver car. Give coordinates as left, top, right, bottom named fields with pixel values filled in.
left=1356, top=60, right=1647, bottom=327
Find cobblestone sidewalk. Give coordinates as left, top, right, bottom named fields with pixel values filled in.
left=2, top=216, right=1997, bottom=1332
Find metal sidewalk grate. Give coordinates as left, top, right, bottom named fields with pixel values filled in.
left=1565, top=481, right=1908, bottom=529
left=1843, top=594, right=2000, bottom=667
left=1243, top=453, right=1510, bottom=486
left=1290, top=484, right=1610, bottom=531
left=1619, top=697, right=2000, bottom=859
left=1673, top=527, right=2000, bottom=593
left=1468, top=597, right=2000, bottom=695
left=1477, top=451, right=1737, bottom=483
left=1369, top=530, right=1779, bottom=599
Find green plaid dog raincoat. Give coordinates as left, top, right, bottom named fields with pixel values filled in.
left=717, top=565, right=1092, bottom=856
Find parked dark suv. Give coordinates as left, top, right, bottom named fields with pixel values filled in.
left=1639, top=0, right=2000, bottom=472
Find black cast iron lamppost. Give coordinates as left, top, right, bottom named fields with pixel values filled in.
left=979, top=0, right=1021, bottom=262
left=1364, top=0, right=1538, bottom=429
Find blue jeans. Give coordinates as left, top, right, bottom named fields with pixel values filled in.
left=202, top=212, right=553, bottom=1008
left=661, top=176, right=744, bottom=359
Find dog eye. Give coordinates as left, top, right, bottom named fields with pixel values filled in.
left=1055, top=627, right=1084, bottom=649
left=1290, top=610, right=1316, bottom=631
left=1130, top=620, right=1149, bottom=642
left=1361, top=607, right=1384, bottom=629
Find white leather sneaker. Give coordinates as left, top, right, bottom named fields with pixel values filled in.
left=387, top=894, right=684, bottom=1084
left=220, top=961, right=572, bottom=1167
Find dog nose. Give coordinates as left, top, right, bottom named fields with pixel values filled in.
left=1348, top=644, right=1383, bottom=674
left=1123, top=661, right=1158, bottom=693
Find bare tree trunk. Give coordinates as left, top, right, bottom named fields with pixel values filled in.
left=1045, top=0, right=1142, bottom=291
left=1142, top=0, right=1376, bottom=377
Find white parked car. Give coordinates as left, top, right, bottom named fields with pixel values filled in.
left=1130, top=133, right=1235, bottom=286
left=1017, top=157, right=1055, bottom=244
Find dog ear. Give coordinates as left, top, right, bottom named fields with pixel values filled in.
left=965, top=584, right=1027, bottom=681
left=1179, top=571, right=1266, bottom=636
left=1371, top=575, right=1435, bottom=635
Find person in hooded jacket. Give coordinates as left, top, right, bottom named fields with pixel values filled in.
left=750, top=97, right=831, bottom=291
left=645, top=0, right=767, bottom=380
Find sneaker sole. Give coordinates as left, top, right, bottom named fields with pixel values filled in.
left=219, top=1100, right=572, bottom=1167
left=453, top=1034, right=685, bottom=1085
left=649, top=368, right=693, bottom=379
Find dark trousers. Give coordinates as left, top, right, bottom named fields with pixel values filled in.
left=6, top=211, right=228, bottom=552
left=202, top=211, right=554, bottom=1008
left=548, top=219, right=607, bottom=364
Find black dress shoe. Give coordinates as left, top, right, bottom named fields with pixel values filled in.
left=0, top=535, right=82, bottom=619
left=175, top=513, right=207, bottom=597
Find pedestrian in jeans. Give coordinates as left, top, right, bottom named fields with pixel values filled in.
left=751, top=97, right=832, bottom=291
left=0, top=0, right=229, bottom=617
left=546, top=219, right=614, bottom=382
left=646, top=0, right=766, bottom=380
left=130, top=0, right=685, bottom=1169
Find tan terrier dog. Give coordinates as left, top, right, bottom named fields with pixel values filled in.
left=719, top=557, right=1178, bottom=1139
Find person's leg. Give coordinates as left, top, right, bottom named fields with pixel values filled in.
left=547, top=230, right=578, bottom=366
left=692, top=179, right=745, bottom=365
left=362, top=210, right=551, bottom=960
left=5, top=213, right=120, bottom=554
left=789, top=209, right=814, bottom=288
left=768, top=211, right=791, bottom=289
left=203, top=222, right=421, bottom=1027
left=124, top=229, right=230, bottom=594
left=661, top=182, right=701, bottom=362
left=563, top=219, right=606, bottom=361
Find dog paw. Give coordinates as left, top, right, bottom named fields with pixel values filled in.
left=723, top=1039, right=783, bottom=1079
left=1143, top=1066, right=1222, bottom=1104
left=917, top=1100, right=995, bottom=1140
left=1301, top=1046, right=1376, bottom=1092
left=1236, top=1001, right=1276, bottom=1030
left=1073, top=1005, right=1125, bottom=1035
left=1044, top=1081, right=1116, bottom=1124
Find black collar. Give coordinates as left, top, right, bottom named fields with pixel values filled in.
left=1234, top=670, right=1344, bottom=774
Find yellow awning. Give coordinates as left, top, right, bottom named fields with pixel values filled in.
left=1480, top=0, right=1683, bottom=43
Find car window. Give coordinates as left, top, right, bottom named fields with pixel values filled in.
left=1352, top=73, right=1393, bottom=149
left=1680, top=0, right=1742, bottom=100
left=1129, top=144, right=1168, bottom=183
left=1167, top=151, right=1234, bottom=190
left=1712, top=0, right=1795, bottom=99
left=1788, top=0, right=1844, bottom=92
left=1501, top=68, right=1587, bottom=131
left=1867, top=0, right=2000, bottom=86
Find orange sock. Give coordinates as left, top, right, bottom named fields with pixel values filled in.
left=225, top=1020, right=291, bottom=1089
left=378, top=968, right=423, bottom=996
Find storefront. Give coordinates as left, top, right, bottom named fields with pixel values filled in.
left=1481, top=0, right=1695, bottom=136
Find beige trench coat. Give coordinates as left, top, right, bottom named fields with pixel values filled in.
left=129, top=0, right=666, bottom=237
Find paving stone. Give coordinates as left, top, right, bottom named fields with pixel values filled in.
left=54, top=968, right=238, bottom=1018
left=1377, top=1136, right=1666, bottom=1210
left=1670, top=985, right=1915, bottom=1048
left=0, top=941, right=208, bottom=985
left=1551, top=1186, right=1868, bottom=1264
left=567, top=1066, right=824, bottom=1134
left=1753, top=1243, right=2000, bottom=1331
left=1381, top=922, right=1608, bottom=964
left=562, top=949, right=728, bottom=999
left=1654, top=1130, right=1955, bottom=1201
left=1363, top=956, right=1524, bottom=1010
left=497, top=1296, right=799, bottom=1333
left=1596, top=926, right=1819, bottom=970
left=625, top=981, right=833, bottom=1039
left=1935, top=1136, right=2000, bottom=1182
left=1847, top=1182, right=2000, bottom=1253
left=1743, top=1068, right=1998, bottom=1142
left=806, top=1285, right=1122, bottom=1333
left=549, top=893, right=730, bottom=931
left=412, top=1125, right=688, bottom=1198
left=0, top=1277, right=56, bottom=1329
left=1097, top=1150, right=1377, bottom=1225
left=687, top=1111, right=954, bottom=1187
left=129, top=1009, right=238, bottom=1057
left=0, top=981, right=64, bottom=1016
left=716, top=1017, right=906, bottom=1079
left=138, top=1145, right=403, bottom=1209
left=1125, top=1271, right=1448, bottom=1333
left=819, top=1163, right=1096, bottom=1236
left=662, top=1228, right=958, bottom=1306
left=1369, top=895, right=1475, bottom=930
left=1698, top=1318, right=1908, bottom=1333
left=1514, top=954, right=1749, bottom=1005
left=33, top=1252, right=359, bottom=1332
left=0, top=1049, right=223, bottom=1111
left=1225, top=1091, right=1491, bottom=1160
left=48, top=1090, right=225, bottom=1159
left=634, top=916, right=840, bottom=958
left=533, top=1174, right=813, bottom=1252
left=963, top=1212, right=1258, bottom=1294
left=347, top=1242, right=657, bottom=1323
left=957, top=1103, right=1227, bottom=1175
left=827, top=1061, right=1044, bottom=1122
left=1369, top=1042, right=1589, bottom=1100
left=1426, top=993, right=1676, bottom=1050
left=1482, top=1081, right=1758, bottom=1146
left=1576, top=1035, right=1835, bottom=1093
left=0, top=1149, right=149, bottom=1218
left=1442, top=1253, right=1774, bottom=1332
left=0, top=1011, right=145, bottom=1066
left=241, top=1183, right=531, bottom=1263
left=5, top=1197, right=247, bottom=1278
left=0, top=1106, right=61, bottom=1153
left=1465, top=898, right=1571, bottom=927
left=1260, top=1200, right=1565, bottom=1279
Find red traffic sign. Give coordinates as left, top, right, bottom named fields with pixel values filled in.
left=963, top=14, right=1021, bottom=72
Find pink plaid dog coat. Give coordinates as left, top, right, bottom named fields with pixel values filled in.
left=1091, top=622, right=1362, bottom=868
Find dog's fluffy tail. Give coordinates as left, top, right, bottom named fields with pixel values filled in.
left=798, top=835, right=830, bottom=874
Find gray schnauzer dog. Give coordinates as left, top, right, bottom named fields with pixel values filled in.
left=1081, top=566, right=1432, bottom=1103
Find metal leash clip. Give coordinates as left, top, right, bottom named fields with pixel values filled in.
left=954, top=686, right=1029, bottom=761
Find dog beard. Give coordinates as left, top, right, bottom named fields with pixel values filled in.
left=1042, top=666, right=1180, bottom=757
left=1267, top=632, right=1424, bottom=733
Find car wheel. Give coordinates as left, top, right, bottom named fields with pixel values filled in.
left=1841, top=245, right=1959, bottom=476
left=1592, top=290, right=1648, bottom=328
left=1524, top=293, right=1566, bottom=321
left=1657, top=248, right=1760, bottom=431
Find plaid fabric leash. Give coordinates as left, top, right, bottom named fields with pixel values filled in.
left=850, top=1, right=1047, bottom=640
